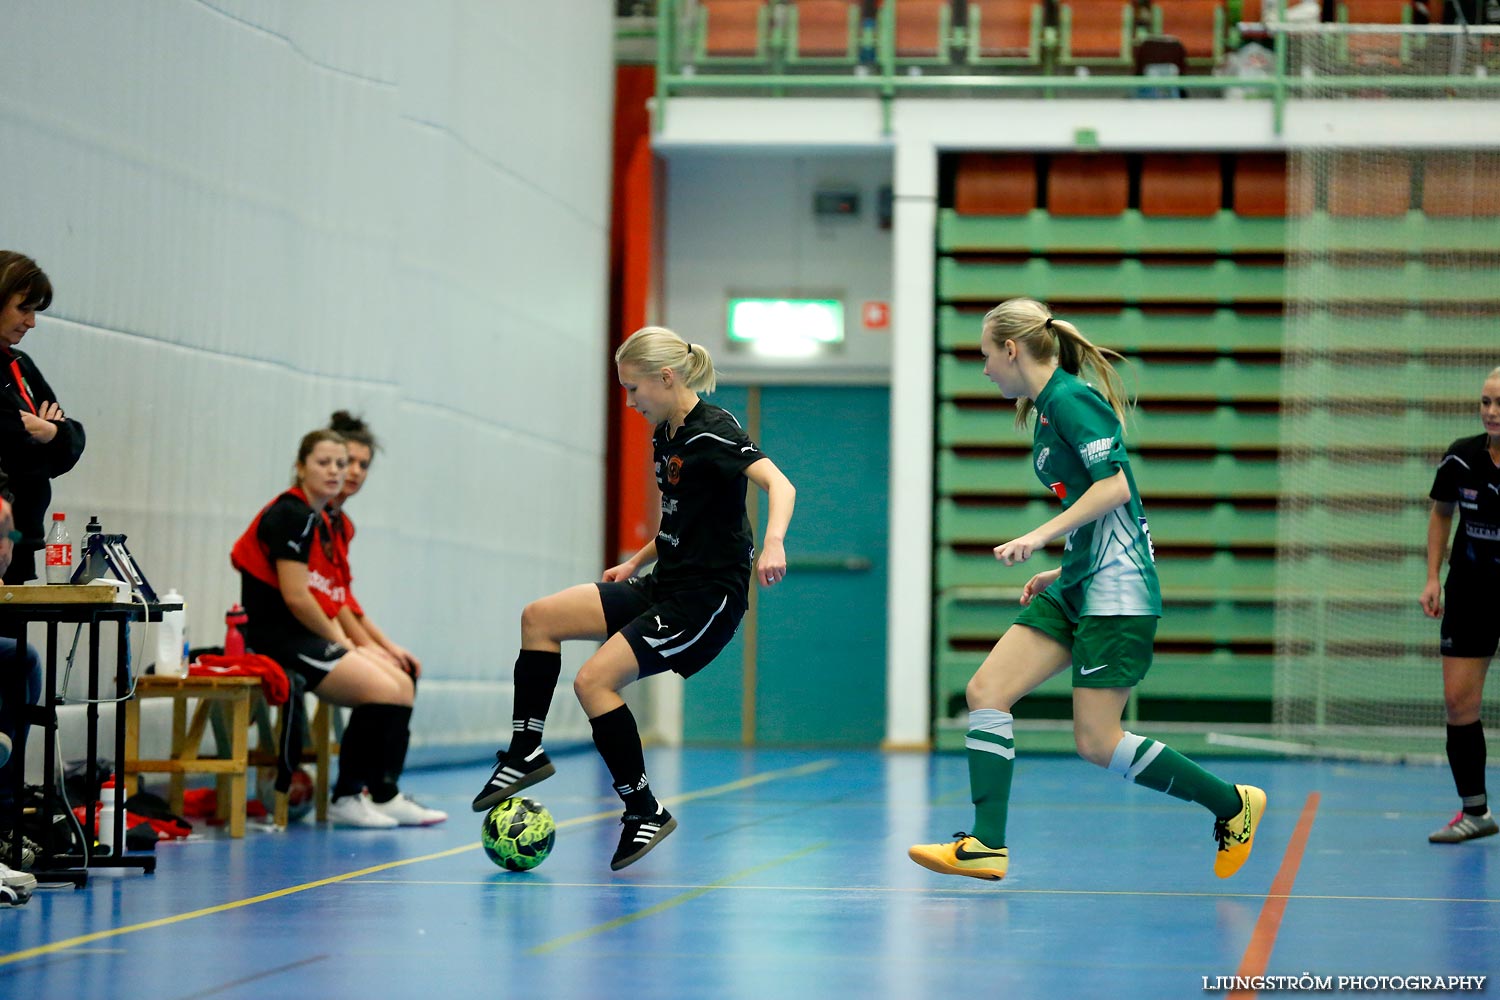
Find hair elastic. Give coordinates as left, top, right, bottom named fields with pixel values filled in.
left=1044, top=317, right=1054, bottom=330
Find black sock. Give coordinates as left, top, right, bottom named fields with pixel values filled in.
left=365, top=704, right=413, bottom=804
left=332, top=706, right=374, bottom=800
left=509, top=649, right=562, bottom=757
left=1447, top=720, right=1488, bottom=815
left=589, top=704, right=656, bottom=815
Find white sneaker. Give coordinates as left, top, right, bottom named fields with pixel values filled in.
left=369, top=793, right=448, bottom=827
left=0, top=862, right=36, bottom=893
left=0, top=732, right=10, bottom=769
left=327, top=792, right=399, bottom=829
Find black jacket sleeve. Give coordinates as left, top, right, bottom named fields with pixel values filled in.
left=16, top=355, right=85, bottom=479
left=0, top=352, right=86, bottom=480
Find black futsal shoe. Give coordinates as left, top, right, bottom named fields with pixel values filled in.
left=610, top=805, right=677, bottom=871
left=471, top=747, right=555, bottom=813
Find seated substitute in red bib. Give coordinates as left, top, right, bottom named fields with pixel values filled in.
left=471, top=326, right=797, bottom=871
left=231, top=429, right=444, bottom=828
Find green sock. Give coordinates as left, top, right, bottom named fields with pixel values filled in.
left=967, top=709, right=1015, bottom=847
left=1108, top=731, right=1242, bottom=819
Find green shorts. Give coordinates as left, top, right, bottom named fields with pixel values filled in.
left=1013, top=591, right=1158, bottom=689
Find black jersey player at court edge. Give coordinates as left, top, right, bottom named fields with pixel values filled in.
left=472, top=326, right=796, bottom=870
left=1423, top=366, right=1500, bottom=844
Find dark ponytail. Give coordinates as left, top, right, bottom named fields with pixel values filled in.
left=329, top=410, right=380, bottom=454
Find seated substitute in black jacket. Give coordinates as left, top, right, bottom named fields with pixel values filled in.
left=0, top=252, right=86, bottom=585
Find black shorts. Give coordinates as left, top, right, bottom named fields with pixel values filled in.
left=244, top=630, right=349, bottom=692
left=1441, top=574, right=1500, bottom=659
left=596, top=575, right=745, bottom=680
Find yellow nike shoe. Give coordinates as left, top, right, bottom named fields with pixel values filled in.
left=1214, top=784, right=1267, bottom=879
left=908, top=833, right=1009, bottom=881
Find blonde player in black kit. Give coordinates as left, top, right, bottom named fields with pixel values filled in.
left=1423, top=366, right=1500, bottom=844
left=472, top=326, right=796, bottom=870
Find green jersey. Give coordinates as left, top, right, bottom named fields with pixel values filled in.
left=1030, top=368, right=1162, bottom=620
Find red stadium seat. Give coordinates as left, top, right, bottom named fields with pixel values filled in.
left=1421, top=154, right=1500, bottom=217
left=787, top=0, right=862, bottom=62
left=1059, top=0, right=1136, bottom=65
left=1047, top=154, right=1129, bottom=216
left=966, top=0, right=1046, bottom=65
left=893, top=0, right=954, bottom=62
left=954, top=154, right=1038, bottom=215
left=1337, top=0, right=1413, bottom=65
left=1233, top=154, right=1292, bottom=218
left=697, top=0, right=770, bottom=61
left=1141, top=154, right=1222, bottom=218
left=1339, top=0, right=1412, bottom=22
left=1327, top=152, right=1412, bottom=217
left=1151, top=0, right=1226, bottom=64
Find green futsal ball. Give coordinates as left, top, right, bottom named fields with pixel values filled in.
left=482, top=797, right=556, bottom=871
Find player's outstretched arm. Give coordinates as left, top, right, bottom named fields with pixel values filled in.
left=604, top=539, right=658, bottom=582
left=1020, top=567, right=1062, bottom=606
left=994, top=469, right=1131, bottom=566
left=746, top=457, right=796, bottom=587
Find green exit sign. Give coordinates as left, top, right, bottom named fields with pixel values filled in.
left=727, top=298, right=845, bottom=347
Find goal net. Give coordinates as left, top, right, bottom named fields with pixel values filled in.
left=1269, top=23, right=1500, bottom=761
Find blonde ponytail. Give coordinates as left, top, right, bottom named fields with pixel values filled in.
left=981, top=299, right=1130, bottom=428
left=615, top=326, right=718, bottom=394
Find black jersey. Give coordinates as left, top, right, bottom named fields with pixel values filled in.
left=1430, top=433, right=1500, bottom=581
left=650, top=400, right=765, bottom=605
left=239, top=493, right=328, bottom=638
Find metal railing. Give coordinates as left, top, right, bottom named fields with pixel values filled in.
left=649, top=1, right=1500, bottom=134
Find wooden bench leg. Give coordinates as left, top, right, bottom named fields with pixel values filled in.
left=168, top=695, right=188, bottom=816
left=226, top=691, right=249, bottom=838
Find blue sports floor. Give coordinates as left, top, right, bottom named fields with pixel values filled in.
left=2, top=748, right=1497, bottom=999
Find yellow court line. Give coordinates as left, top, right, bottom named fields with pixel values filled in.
left=528, top=842, right=830, bottom=956
left=0, top=757, right=837, bottom=967
left=0, top=845, right=476, bottom=968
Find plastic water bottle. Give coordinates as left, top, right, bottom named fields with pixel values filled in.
left=224, top=604, right=247, bottom=658
left=156, top=589, right=187, bottom=677
left=97, top=778, right=122, bottom=856
left=44, top=512, right=72, bottom=584
left=77, top=516, right=105, bottom=581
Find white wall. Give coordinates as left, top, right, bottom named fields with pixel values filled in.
left=2, top=0, right=615, bottom=763
left=661, top=150, right=894, bottom=383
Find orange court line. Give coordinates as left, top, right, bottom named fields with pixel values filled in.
left=1229, top=791, right=1321, bottom=1000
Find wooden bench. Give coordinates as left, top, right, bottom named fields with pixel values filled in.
left=123, top=675, right=260, bottom=838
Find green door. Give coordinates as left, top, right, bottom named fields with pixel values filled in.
left=684, top=385, right=889, bottom=747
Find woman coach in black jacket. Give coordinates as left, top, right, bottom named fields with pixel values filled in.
left=0, top=252, right=86, bottom=584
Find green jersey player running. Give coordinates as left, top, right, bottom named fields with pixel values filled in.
left=909, top=298, right=1266, bottom=882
